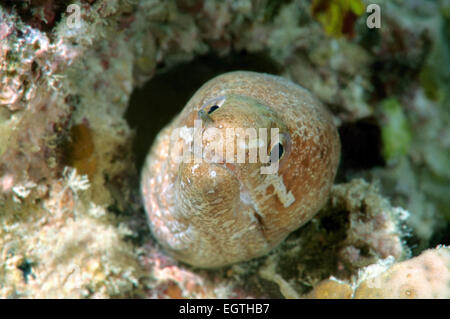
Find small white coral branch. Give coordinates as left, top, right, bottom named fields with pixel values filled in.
left=61, top=166, right=90, bottom=194
left=353, top=255, right=395, bottom=291
left=45, top=167, right=90, bottom=216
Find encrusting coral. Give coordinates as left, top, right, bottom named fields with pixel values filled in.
left=0, top=0, right=448, bottom=298
left=307, top=246, right=450, bottom=299
left=0, top=168, right=142, bottom=298
left=246, top=178, right=409, bottom=298
left=353, top=246, right=450, bottom=298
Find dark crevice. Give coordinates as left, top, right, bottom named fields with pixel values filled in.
left=336, top=117, right=385, bottom=180
left=321, top=210, right=349, bottom=235
left=125, top=52, right=281, bottom=173
left=17, top=259, right=36, bottom=283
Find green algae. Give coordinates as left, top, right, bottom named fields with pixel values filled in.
left=379, top=98, right=412, bottom=161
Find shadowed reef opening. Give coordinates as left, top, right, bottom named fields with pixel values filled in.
left=125, top=52, right=281, bottom=173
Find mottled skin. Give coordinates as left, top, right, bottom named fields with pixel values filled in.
left=141, top=71, right=340, bottom=268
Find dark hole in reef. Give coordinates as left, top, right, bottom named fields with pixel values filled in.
left=321, top=210, right=349, bottom=233
left=429, top=223, right=450, bottom=252
left=337, top=116, right=385, bottom=179
left=17, top=259, right=35, bottom=284
left=125, top=52, right=281, bottom=173
left=357, top=245, right=371, bottom=258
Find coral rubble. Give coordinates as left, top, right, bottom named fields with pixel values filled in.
left=0, top=0, right=448, bottom=298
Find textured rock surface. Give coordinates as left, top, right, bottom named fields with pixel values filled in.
left=354, top=246, right=450, bottom=298
left=307, top=246, right=450, bottom=299
left=0, top=0, right=448, bottom=298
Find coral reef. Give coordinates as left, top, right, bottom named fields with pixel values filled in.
left=0, top=0, right=448, bottom=298
left=307, top=246, right=450, bottom=299
left=354, top=246, right=450, bottom=298
left=0, top=168, right=142, bottom=298
left=310, top=0, right=365, bottom=38
left=247, top=179, right=409, bottom=297
left=136, top=179, right=409, bottom=298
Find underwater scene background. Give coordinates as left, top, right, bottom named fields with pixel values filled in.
left=0, top=0, right=448, bottom=298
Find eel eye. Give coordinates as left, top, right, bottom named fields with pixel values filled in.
left=208, top=105, right=220, bottom=114
left=269, top=142, right=284, bottom=163
left=200, top=96, right=226, bottom=115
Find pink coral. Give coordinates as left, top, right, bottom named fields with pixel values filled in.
left=307, top=247, right=450, bottom=299
left=354, top=247, right=450, bottom=298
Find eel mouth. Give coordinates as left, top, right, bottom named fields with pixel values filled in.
left=210, top=162, right=268, bottom=239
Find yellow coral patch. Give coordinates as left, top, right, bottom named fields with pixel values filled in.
left=311, top=0, right=365, bottom=38
left=64, top=123, right=97, bottom=178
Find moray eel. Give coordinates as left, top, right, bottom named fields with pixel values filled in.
left=141, top=71, right=340, bottom=268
